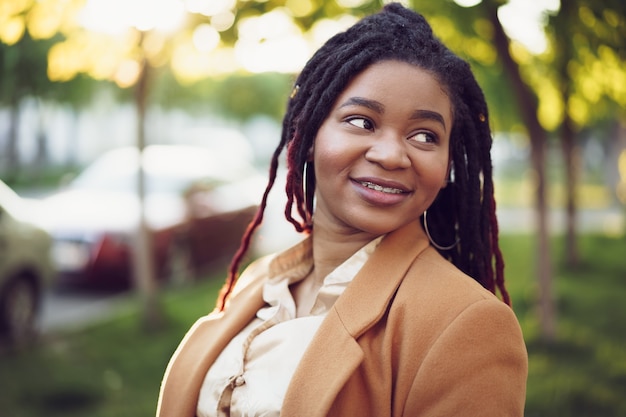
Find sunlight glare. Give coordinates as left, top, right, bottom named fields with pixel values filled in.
left=285, top=0, right=315, bottom=17
left=47, top=42, right=75, bottom=81
left=382, top=0, right=409, bottom=6
left=336, top=0, right=369, bottom=8
left=236, top=8, right=310, bottom=73
left=453, top=0, right=482, bottom=7
left=237, top=9, right=296, bottom=43
left=80, top=0, right=186, bottom=34
left=185, top=0, right=235, bottom=16
left=193, top=24, right=220, bottom=52
left=236, top=36, right=310, bottom=73
left=309, top=15, right=358, bottom=49
left=211, top=11, right=235, bottom=32
left=0, top=16, right=25, bottom=45
left=172, top=42, right=238, bottom=81
left=115, top=59, right=141, bottom=87
left=498, top=0, right=560, bottom=54
left=0, top=0, right=29, bottom=44
left=27, top=0, right=66, bottom=39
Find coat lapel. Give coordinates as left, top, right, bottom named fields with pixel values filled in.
left=282, top=221, right=430, bottom=416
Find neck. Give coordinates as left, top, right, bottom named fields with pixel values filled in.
left=309, top=220, right=380, bottom=286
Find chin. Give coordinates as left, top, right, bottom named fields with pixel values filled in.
left=343, top=217, right=413, bottom=238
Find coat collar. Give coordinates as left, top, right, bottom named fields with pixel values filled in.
left=281, top=220, right=430, bottom=416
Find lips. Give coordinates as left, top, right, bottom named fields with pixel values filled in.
left=358, top=181, right=405, bottom=194
left=351, top=177, right=410, bottom=207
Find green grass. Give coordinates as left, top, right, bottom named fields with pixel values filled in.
left=500, top=233, right=626, bottom=417
left=0, top=277, right=224, bottom=417
left=1, top=234, right=626, bottom=417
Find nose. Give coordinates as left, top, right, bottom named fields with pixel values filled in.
left=364, top=132, right=411, bottom=170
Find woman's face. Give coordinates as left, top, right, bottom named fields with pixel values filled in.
left=312, top=60, right=452, bottom=237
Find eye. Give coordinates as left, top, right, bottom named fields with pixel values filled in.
left=346, top=117, right=375, bottom=131
left=409, top=131, right=437, bottom=144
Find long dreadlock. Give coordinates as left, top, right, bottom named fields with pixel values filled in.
left=217, top=2, right=509, bottom=310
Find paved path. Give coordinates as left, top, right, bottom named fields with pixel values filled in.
left=38, top=289, right=129, bottom=334
left=496, top=207, right=624, bottom=234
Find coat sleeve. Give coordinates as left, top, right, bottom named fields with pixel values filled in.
left=403, top=298, right=528, bottom=417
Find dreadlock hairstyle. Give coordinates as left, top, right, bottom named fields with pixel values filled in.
left=217, top=2, right=509, bottom=310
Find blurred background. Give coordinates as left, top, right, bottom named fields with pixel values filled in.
left=0, top=0, right=624, bottom=416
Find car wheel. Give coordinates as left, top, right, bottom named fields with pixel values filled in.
left=163, top=239, right=194, bottom=287
left=0, top=274, right=39, bottom=345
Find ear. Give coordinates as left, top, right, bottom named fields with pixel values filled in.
left=307, top=145, right=314, bottom=162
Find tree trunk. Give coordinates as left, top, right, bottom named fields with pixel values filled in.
left=67, top=108, right=79, bottom=167
left=561, top=114, right=580, bottom=266
left=615, top=121, right=626, bottom=237
left=486, top=3, right=556, bottom=341
left=133, top=47, right=163, bottom=331
left=34, top=99, right=49, bottom=179
left=4, top=95, right=20, bottom=182
left=554, top=0, right=580, bottom=268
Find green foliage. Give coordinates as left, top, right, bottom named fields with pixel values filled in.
left=0, top=32, right=101, bottom=108
left=210, top=72, right=293, bottom=121
left=0, top=31, right=51, bottom=102
left=544, top=0, right=626, bottom=128
left=151, top=69, right=294, bottom=122
left=411, top=0, right=522, bottom=131
left=1, top=234, right=626, bottom=416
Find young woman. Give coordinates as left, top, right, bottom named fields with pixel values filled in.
left=157, top=4, right=528, bottom=416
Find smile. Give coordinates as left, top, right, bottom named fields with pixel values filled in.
left=358, top=181, right=405, bottom=194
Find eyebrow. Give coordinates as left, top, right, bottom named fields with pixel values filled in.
left=411, top=109, right=447, bottom=133
left=339, top=97, right=385, bottom=114
left=339, top=96, right=447, bottom=132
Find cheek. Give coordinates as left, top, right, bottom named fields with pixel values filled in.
left=412, top=153, right=450, bottom=187
left=313, top=125, right=346, bottom=168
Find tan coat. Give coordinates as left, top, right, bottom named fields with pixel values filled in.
left=157, top=221, right=528, bottom=416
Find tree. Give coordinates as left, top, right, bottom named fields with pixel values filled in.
left=0, top=1, right=101, bottom=179
left=474, top=0, right=625, bottom=341
left=546, top=0, right=626, bottom=266
left=0, top=31, right=53, bottom=181
left=479, top=0, right=555, bottom=340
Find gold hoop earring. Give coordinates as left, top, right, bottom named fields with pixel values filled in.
left=423, top=210, right=459, bottom=251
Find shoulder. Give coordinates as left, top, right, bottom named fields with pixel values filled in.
left=229, top=254, right=275, bottom=299
left=231, top=235, right=311, bottom=299
left=399, top=246, right=502, bottom=308
left=391, top=246, right=523, bottom=344
left=389, top=248, right=527, bottom=414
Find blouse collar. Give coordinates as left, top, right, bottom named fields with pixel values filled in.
left=261, top=235, right=383, bottom=319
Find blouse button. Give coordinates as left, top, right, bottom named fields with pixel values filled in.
left=234, top=375, right=245, bottom=387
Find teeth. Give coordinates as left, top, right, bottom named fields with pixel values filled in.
left=359, top=181, right=404, bottom=194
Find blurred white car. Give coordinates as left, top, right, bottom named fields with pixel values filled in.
left=36, top=144, right=263, bottom=289
left=0, top=180, right=54, bottom=344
